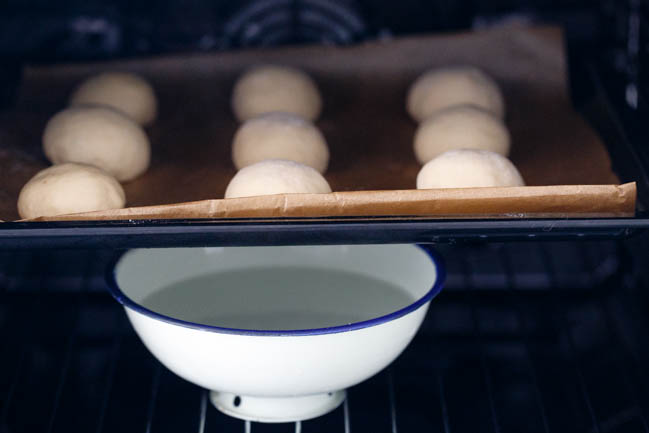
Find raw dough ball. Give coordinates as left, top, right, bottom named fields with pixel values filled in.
left=232, top=65, right=322, bottom=121
left=407, top=66, right=504, bottom=122
left=232, top=112, right=329, bottom=173
left=416, top=149, right=524, bottom=189
left=43, top=106, right=151, bottom=182
left=17, top=163, right=125, bottom=219
left=225, top=159, right=332, bottom=198
left=413, top=105, right=510, bottom=164
left=69, top=72, right=158, bottom=125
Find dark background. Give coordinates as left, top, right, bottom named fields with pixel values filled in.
left=0, top=0, right=642, bottom=116
left=0, top=0, right=624, bottom=61
left=3, top=3, right=649, bottom=433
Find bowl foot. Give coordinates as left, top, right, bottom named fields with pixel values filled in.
left=209, top=390, right=346, bottom=423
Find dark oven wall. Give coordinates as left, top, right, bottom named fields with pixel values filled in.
left=0, top=0, right=630, bottom=140
left=0, top=0, right=603, bottom=61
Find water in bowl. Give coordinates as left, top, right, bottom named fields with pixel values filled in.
left=141, top=267, right=415, bottom=331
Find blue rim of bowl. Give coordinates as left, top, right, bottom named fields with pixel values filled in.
left=105, top=244, right=446, bottom=336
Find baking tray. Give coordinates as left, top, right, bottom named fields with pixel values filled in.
left=0, top=26, right=648, bottom=247
left=0, top=213, right=647, bottom=248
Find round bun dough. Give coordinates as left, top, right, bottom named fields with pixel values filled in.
left=407, top=66, right=504, bottom=122
left=43, top=106, right=151, bottom=182
left=18, top=163, right=125, bottom=219
left=416, top=149, right=524, bottom=189
left=232, top=65, right=322, bottom=121
left=225, top=159, right=332, bottom=198
left=232, top=112, right=329, bottom=173
left=69, top=72, right=157, bottom=125
left=413, top=105, right=510, bottom=164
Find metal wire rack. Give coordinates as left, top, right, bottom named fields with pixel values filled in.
left=1, top=241, right=649, bottom=433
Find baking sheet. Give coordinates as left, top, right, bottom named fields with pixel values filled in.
left=0, top=25, right=634, bottom=221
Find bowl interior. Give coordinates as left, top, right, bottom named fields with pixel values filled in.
left=113, top=245, right=440, bottom=332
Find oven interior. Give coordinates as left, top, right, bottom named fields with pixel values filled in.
left=2, top=1, right=649, bottom=432
left=2, top=240, right=649, bottom=432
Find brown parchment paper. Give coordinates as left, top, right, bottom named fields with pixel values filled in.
left=0, top=25, right=635, bottom=221
left=41, top=184, right=635, bottom=221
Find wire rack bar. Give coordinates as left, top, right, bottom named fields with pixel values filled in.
left=387, top=369, right=398, bottom=433
left=437, top=368, right=452, bottom=433
left=538, top=244, right=602, bottom=433
left=198, top=390, right=207, bottom=433
left=145, top=365, right=162, bottom=433
left=95, top=336, right=122, bottom=433
left=343, top=396, right=351, bottom=433
left=45, top=331, right=77, bottom=433
left=499, top=247, right=552, bottom=433
left=462, top=254, right=502, bottom=433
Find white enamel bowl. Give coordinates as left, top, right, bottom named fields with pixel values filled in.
left=107, top=244, right=444, bottom=423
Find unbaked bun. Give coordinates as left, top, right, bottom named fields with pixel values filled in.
left=225, top=159, right=332, bottom=198
left=18, top=163, right=125, bottom=219
left=69, top=72, right=157, bottom=125
left=416, top=149, right=524, bottom=189
left=232, top=112, right=329, bottom=173
left=413, top=105, right=510, bottom=164
left=407, top=66, right=504, bottom=122
left=232, top=65, right=322, bottom=122
left=43, top=106, right=151, bottom=182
